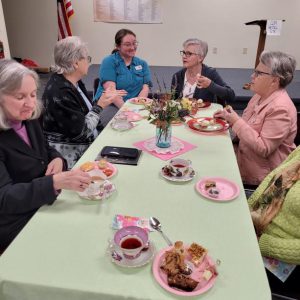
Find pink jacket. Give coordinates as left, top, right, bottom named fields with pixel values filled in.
left=232, top=89, right=297, bottom=185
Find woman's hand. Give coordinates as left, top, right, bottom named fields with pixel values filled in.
left=52, top=169, right=92, bottom=192
left=45, top=158, right=64, bottom=175
left=213, top=107, right=240, bottom=126
left=196, top=74, right=212, bottom=89
left=97, top=87, right=127, bottom=109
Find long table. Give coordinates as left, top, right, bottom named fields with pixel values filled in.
left=0, top=103, right=271, bottom=300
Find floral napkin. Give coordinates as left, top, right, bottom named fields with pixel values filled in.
left=112, top=214, right=154, bottom=231
left=263, top=256, right=296, bottom=282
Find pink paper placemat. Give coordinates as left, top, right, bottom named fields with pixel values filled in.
left=133, top=137, right=197, bottom=160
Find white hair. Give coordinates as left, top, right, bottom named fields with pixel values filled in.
left=183, top=38, right=208, bottom=58
left=0, top=59, right=42, bottom=130
left=51, top=36, right=89, bottom=74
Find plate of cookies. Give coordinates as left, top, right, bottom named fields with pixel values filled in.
left=152, top=241, right=218, bottom=296
left=80, top=159, right=117, bottom=179
left=195, top=177, right=240, bottom=201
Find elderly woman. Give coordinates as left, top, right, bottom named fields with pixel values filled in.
left=248, top=146, right=300, bottom=297
left=214, top=51, right=297, bottom=186
left=0, top=59, right=92, bottom=253
left=42, top=36, right=126, bottom=169
left=171, top=38, right=235, bottom=102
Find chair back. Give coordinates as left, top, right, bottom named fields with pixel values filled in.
left=294, top=112, right=300, bottom=146
left=93, top=78, right=100, bottom=99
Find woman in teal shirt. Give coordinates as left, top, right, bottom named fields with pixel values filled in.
left=95, top=29, right=151, bottom=104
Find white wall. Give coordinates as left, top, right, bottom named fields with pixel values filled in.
left=2, top=0, right=300, bottom=68
left=0, top=0, right=10, bottom=58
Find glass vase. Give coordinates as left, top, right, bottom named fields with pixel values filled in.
left=156, top=124, right=172, bottom=148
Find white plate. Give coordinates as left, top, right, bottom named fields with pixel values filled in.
left=161, top=166, right=196, bottom=182
left=110, top=120, right=134, bottom=131
left=107, top=241, right=156, bottom=268
left=77, top=180, right=116, bottom=201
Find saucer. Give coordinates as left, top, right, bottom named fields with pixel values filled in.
left=77, top=180, right=116, bottom=201
left=161, top=166, right=196, bottom=182
left=111, top=120, right=134, bottom=131
left=107, top=240, right=156, bottom=268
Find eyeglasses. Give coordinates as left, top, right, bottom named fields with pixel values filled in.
left=253, top=69, right=272, bottom=77
left=180, top=50, right=199, bottom=58
left=121, top=41, right=139, bottom=47
left=87, top=56, right=92, bottom=63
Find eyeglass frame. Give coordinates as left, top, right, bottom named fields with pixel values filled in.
left=253, top=69, right=273, bottom=77
left=87, top=56, right=92, bottom=63
left=180, top=50, right=199, bottom=58
left=121, top=41, right=139, bottom=47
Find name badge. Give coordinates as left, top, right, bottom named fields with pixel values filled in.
left=135, top=65, right=143, bottom=70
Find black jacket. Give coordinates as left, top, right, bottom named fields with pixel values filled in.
left=171, top=64, right=235, bottom=103
left=0, top=120, right=65, bottom=251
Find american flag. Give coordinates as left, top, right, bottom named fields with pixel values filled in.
left=57, top=0, right=74, bottom=40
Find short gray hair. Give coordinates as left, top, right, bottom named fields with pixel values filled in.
left=51, top=36, right=89, bottom=74
left=260, top=50, right=296, bottom=88
left=0, top=59, right=42, bottom=130
left=183, top=38, right=208, bottom=58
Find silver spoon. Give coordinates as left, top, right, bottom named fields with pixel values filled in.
left=150, top=217, right=173, bottom=246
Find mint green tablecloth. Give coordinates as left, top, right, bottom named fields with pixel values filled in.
left=0, top=104, right=271, bottom=300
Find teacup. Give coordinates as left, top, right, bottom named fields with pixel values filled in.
left=114, top=226, right=148, bottom=259
left=169, top=158, right=192, bottom=177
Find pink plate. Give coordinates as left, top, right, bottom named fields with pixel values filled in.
left=152, top=246, right=217, bottom=297
left=195, top=177, right=240, bottom=201
left=89, top=161, right=117, bottom=179
left=128, top=97, right=152, bottom=105
left=123, top=111, right=143, bottom=122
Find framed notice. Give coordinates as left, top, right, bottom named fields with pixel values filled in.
left=93, top=0, right=162, bottom=23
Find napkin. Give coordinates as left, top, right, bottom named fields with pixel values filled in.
left=112, top=214, right=154, bottom=231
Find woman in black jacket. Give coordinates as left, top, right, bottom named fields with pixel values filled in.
left=172, top=38, right=235, bottom=103
left=0, top=59, right=92, bottom=253
left=42, top=36, right=126, bottom=168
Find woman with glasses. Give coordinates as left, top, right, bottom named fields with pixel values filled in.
left=42, top=36, right=126, bottom=168
left=94, top=29, right=152, bottom=125
left=171, top=38, right=235, bottom=102
left=214, top=51, right=297, bottom=186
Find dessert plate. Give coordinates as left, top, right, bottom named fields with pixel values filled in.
left=123, top=111, right=143, bottom=122
left=195, top=177, right=240, bottom=201
left=107, top=240, right=156, bottom=268
left=81, top=161, right=117, bottom=179
left=77, top=180, right=116, bottom=201
left=161, top=167, right=196, bottom=182
left=152, top=246, right=217, bottom=297
left=197, top=101, right=211, bottom=109
left=128, top=97, right=152, bottom=105
left=187, top=118, right=229, bottom=133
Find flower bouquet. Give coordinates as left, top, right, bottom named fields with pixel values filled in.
left=146, top=99, right=188, bottom=148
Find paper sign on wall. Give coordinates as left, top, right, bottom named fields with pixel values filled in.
left=266, top=20, right=282, bottom=36
left=93, top=0, right=162, bottom=24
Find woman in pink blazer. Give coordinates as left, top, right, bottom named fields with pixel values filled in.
left=214, top=51, right=297, bottom=185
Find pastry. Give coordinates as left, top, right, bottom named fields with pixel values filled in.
left=204, top=180, right=216, bottom=190
left=167, top=274, right=199, bottom=292
left=80, top=161, right=94, bottom=172
left=207, top=187, right=220, bottom=198
left=174, top=241, right=185, bottom=255
left=187, top=243, right=207, bottom=267
left=98, top=159, right=107, bottom=169
left=160, top=250, right=186, bottom=276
